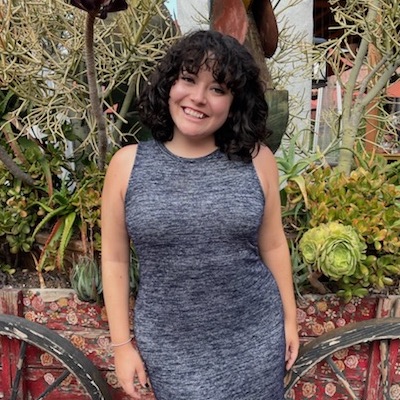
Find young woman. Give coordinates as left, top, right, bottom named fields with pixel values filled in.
left=101, top=30, right=299, bottom=400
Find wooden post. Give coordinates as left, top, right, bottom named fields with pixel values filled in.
left=365, top=98, right=379, bottom=152
left=364, top=11, right=382, bottom=153
left=365, top=297, right=400, bottom=399
left=0, top=290, right=27, bottom=399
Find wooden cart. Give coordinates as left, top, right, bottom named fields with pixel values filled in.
left=1, top=288, right=400, bottom=399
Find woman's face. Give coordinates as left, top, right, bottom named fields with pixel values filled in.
left=168, top=65, right=233, bottom=142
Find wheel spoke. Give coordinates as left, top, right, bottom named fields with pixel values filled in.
left=285, top=318, right=400, bottom=399
left=0, top=314, right=112, bottom=399
left=11, top=340, right=27, bottom=400
left=326, top=355, right=359, bottom=399
left=379, top=340, right=390, bottom=400
left=37, top=370, right=71, bottom=400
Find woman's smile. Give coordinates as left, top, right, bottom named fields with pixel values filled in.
left=182, top=107, right=207, bottom=119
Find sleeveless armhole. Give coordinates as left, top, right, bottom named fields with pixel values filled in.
left=252, top=145, right=272, bottom=202
left=117, top=144, right=138, bottom=204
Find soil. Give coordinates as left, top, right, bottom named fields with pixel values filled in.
left=0, top=241, right=82, bottom=290
left=0, top=268, right=72, bottom=289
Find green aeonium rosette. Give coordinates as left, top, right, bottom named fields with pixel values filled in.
left=299, top=222, right=367, bottom=281
left=298, top=224, right=328, bottom=265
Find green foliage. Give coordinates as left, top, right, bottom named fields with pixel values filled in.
left=0, top=133, right=63, bottom=259
left=307, top=0, right=400, bottom=174
left=299, top=222, right=367, bottom=280
left=0, top=1, right=178, bottom=287
left=288, top=240, right=311, bottom=298
left=264, top=90, right=289, bottom=154
left=0, top=175, right=37, bottom=255
left=70, top=249, right=140, bottom=304
left=0, top=95, right=103, bottom=278
left=32, top=168, right=104, bottom=272
left=277, top=131, right=326, bottom=239
left=299, top=222, right=369, bottom=299
left=0, top=263, right=15, bottom=276
left=0, top=138, right=103, bottom=277
left=284, top=154, right=400, bottom=299
left=0, top=0, right=178, bottom=153
left=70, top=255, right=103, bottom=303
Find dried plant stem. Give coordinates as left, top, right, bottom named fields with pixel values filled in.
left=0, top=144, right=35, bottom=186
left=2, top=120, right=29, bottom=166
left=85, top=11, right=107, bottom=171
left=0, top=119, right=35, bottom=185
left=308, top=271, right=328, bottom=295
left=1, top=0, right=178, bottom=158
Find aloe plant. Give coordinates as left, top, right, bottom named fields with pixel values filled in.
left=31, top=169, right=104, bottom=273
left=70, top=255, right=103, bottom=303
left=71, top=247, right=139, bottom=303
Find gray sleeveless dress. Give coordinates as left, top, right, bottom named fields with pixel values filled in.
left=125, top=140, right=285, bottom=400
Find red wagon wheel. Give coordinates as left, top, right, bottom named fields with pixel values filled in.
left=285, top=317, right=400, bottom=399
left=0, top=314, right=112, bottom=400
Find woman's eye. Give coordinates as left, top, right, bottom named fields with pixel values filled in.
left=212, top=87, right=225, bottom=94
left=181, top=75, right=195, bottom=83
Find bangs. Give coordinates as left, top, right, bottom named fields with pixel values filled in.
left=180, top=51, right=239, bottom=91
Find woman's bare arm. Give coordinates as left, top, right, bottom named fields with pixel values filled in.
left=101, top=144, right=147, bottom=397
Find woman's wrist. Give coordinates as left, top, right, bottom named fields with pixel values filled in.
left=284, top=311, right=298, bottom=326
left=111, top=337, right=133, bottom=348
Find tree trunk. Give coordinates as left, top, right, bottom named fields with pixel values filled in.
left=85, top=12, right=107, bottom=171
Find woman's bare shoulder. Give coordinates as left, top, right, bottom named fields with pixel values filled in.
left=253, top=144, right=276, bottom=163
left=252, top=144, right=279, bottom=195
left=109, top=144, right=138, bottom=167
left=253, top=144, right=278, bottom=175
left=104, top=144, right=138, bottom=196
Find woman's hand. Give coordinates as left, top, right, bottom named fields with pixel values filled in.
left=114, top=344, right=148, bottom=398
left=285, top=320, right=299, bottom=371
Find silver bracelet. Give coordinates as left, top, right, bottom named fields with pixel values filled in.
left=110, top=337, right=132, bottom=348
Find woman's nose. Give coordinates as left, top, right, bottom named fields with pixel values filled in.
left=190, top=86, right=207, bottom=104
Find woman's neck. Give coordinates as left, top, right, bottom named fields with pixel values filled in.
left=164, top=135, right=217, bottom=158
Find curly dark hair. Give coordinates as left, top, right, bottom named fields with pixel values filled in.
left=137, top=30, right=270, bottom=162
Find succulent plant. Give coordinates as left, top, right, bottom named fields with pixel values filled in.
left=70, top=249, right=139, bottom=304
left=284, top=155, right=400, bottom=299
left=70, top=255, right=103, bottom=303
left=299, top=222, right=367, bottom=280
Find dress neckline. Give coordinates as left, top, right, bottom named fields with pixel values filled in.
left=155, top=140, right=221, bottom=162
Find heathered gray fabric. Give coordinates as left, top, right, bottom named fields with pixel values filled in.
left=125, top=140, right=285, bottom=400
